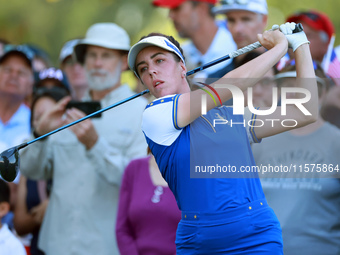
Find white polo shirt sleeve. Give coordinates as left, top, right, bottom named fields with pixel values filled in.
left=142, top=94, right=183, bottom=146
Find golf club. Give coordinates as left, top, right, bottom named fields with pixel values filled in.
left=187, top=23, right=303, bottom=76
left=0, top=89, right=150, bottom=182
left=0, top=24, right=304, bottom=182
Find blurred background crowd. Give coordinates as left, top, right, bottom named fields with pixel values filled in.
left=0, top=0, right=339, bottom=254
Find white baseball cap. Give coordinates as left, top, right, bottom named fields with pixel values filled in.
left=74, top=23, right=130, bottom=64
left=213, top=0, right=268, bottom=15
left=59, top=39, right=81, bottom=64
left=128, top=36, right=185, bottom=78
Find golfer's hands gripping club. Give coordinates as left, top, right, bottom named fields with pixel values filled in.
left=278, top=22, right=309, bottom=52
left=257, top=28, right=288, bottom=52
left=230, top=23, right=299, bottom=59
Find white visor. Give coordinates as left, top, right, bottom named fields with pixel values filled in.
left=128, top=36, right=185, bottom=78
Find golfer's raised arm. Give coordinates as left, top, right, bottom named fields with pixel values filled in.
left=254, top=24, right=318, bottom=139
left=177, top=28, right=288, bottom=128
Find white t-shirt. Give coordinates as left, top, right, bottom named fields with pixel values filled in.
left=0, top=224, right=26, bottom=255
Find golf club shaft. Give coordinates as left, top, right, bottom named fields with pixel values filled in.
left=186, top=42, right=261, bottom=76
left=25, top=89, right=150, bottom=146
left=23, top=24, right=304, bottom=146
left=23, top=42, right=261, bottom=145
left=186, top=23, right=303, bottom=76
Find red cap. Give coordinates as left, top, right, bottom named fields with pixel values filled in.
left=152, top=0, right=217, bottom=9
left=286, top=10, right=335, bottom=43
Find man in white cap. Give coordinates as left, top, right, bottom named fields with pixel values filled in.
left=59, top=39, right=88, bottom=100
left=208, top=0, right=268, bottom=79
left=20, top=23, right=148, bottom=255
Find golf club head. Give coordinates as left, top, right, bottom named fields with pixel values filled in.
left=0, top=146, right=20, bottom=182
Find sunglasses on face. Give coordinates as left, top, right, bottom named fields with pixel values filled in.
left=293, top=12, right=321, bottom=22
left=220, top=0, right=250, bottom=5
left=33, top=86, right=70, bottom=98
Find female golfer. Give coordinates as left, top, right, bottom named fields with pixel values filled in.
left=127, top=23, right=317, bottom=254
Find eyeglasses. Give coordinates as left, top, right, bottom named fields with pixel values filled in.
left=3, top=44, right=35, bottom=61
left=220, top=0, right=249, bottom=5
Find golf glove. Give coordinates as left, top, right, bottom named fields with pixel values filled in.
left=276, top=22, right=309, bottom=52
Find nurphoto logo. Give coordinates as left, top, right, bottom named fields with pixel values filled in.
left=199, top=83, right=311, bottom=128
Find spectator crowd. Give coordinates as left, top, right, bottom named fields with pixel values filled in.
left=0, top=0, right=339, bottom=254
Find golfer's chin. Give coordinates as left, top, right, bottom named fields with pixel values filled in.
left=153, top=87, right=173, bottom=99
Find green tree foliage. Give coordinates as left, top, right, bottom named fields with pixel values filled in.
left=1, top=0, right=339, bottom=67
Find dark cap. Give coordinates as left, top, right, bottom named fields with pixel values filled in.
left=0, top=44, right=34, bottom=68
left=34, top=67, right=71, bottom=93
